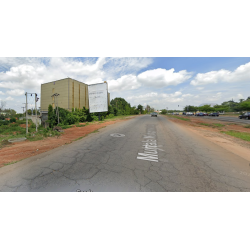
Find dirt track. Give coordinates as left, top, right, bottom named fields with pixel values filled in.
left=168, top=116, right=250, bottom=162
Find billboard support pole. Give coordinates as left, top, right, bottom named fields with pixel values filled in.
left=98, top=112, right=100, bottom=121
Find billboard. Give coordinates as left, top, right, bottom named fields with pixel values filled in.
left=88, top=82, right=108, bottom=113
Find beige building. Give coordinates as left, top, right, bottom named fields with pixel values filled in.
left=41, top=78, right=89, bottom=112
left=40, top=78, right=110, bottom=121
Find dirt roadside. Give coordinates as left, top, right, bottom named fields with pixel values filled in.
left=167, top=115, right=250, bottom=162
left=0, top=117, right=135, bottom=168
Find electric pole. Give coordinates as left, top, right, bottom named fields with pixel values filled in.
left=25, top=92, right=28, bottom=134
left=35, top=93, right=37, bottom=132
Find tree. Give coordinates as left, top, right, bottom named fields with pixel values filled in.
left=161, top=109, right=167, bottom=114
left=137, top=104, right=143, bottom=114
left=199, top=105, right=213, bottom=113
left=240, top=101, right=250, bottom=111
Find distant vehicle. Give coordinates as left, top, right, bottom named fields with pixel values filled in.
left=208, top=112, right=219, bottom=117
left=195, top=112, right=205, bottom=116
left=186, top=112, right=194, bottom=116
left=239, top=112, right=250, bottom=119
left=151, top=112, right=158, bottom=117
left=182, top=112, right=186, bottom=115
left=203, top=113, right=208, bottom=116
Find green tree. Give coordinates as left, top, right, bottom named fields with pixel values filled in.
left=161, top=109, right=167, bottom=114
left=240, top=101, right=250, bottom=111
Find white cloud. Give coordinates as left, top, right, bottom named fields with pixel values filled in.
left=236, top=94, right=244, bottom=99
left=207, top=92, right=222, bottom=101
left=191, top=62, right=250, bottom=86
left=137, top=68, right=192, bottom=88
left=0, top=91, right=5, bottom=95
left=6, top=96, right=14, bottom=100
left=182, top=94, right=193, bottom=97
left=6, top=89, right=25, bottom=96
left=109, top=74, right=140, bottom=92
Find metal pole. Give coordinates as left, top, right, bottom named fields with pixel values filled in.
left=57, top=95, right=59, bottom=124
left=25, top=92, right=28, bottom=134
left=35, top=93, right=37, bottom=132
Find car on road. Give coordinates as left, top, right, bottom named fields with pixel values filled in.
left=208, top=112, right=219, bottom=117
left=195, top=112, right=205, bottom=116
left=186, top=112, right=194, bottom=116
left=151, top=112, right=158, bottom=117
left=239, top=112, right=250, bottom=119
left=203, top=113, right=208, bottom=116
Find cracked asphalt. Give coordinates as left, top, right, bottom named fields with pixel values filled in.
left=1, top=115, right=250, bottom=191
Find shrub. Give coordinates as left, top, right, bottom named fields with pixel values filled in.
left=10, top=118, right=17, bottom=123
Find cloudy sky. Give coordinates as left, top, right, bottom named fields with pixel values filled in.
left=1, top=57, right=250, bottom=113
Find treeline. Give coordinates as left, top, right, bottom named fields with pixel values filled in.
left=47, top=97, right=147, bottom=128
left=162, top=97, right=250, bottom=113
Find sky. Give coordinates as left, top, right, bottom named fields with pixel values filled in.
left=0, top=57, right=250, bottom=113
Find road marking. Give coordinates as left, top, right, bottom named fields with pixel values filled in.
left=137, top=125, right=164, bottom=162
left=110, top=133, right=125, bottom=137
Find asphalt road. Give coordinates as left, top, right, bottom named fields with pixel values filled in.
left=194, top=115, right=250, bottom=124
left=1, top=115, right=250, bottom=192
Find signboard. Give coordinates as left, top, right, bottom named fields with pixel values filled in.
left=88, top=82, right=108, bottom=113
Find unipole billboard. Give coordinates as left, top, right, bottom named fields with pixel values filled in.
left=88, top=82, right=108, bottom=113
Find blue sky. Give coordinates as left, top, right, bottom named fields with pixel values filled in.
left=1, top=57, right=250, bottom=113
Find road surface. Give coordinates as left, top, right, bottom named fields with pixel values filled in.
left=196, top=115, right=250, bottom=124
left=0, top=115, right=250, bottom=191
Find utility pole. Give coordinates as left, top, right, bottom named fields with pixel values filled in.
left=25, top=92, right=38, bottom=134
left=25, top=92, right=28, bottom=134
left=35, top=93, right=37, bottom=132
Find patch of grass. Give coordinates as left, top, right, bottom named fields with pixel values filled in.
left=212, top=123, right=225, bottom=128
left=220, top=130, right=250, bottom=142
left=91, top=129, right=99, bottom=133
left=0, top=139, right=12, bottom=149
left=200, top=123, right=212, bottom=127
left=60, top=125, right=72, bottom=129
left=4, top=160, right=19, bottom=166
left=244, top=125, right=250, bottom=128
left=167, top=115, right=190, bottom=121
left=74, top=136, right=84, bottom=141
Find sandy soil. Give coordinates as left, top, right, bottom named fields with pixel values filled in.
left=0, top=117, right=134, bottom=168
left=168, top=116, right=250, bottom=162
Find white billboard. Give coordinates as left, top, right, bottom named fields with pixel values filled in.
left=88, top=82, right=108, bottom=113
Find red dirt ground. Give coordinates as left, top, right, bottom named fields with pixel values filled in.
left=0, top=118, right=133, bottom=168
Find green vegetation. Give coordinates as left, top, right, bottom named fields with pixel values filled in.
left=4, top=161, right=19, bottom=166
left=0, top=118, right=64, bottom=148
left=47, top=97, right=146, bottom=129
left=221, top=130, right=250, bottom=142
left=167, top=114, right=190, bottom=121
left=212, top=123, right=225, bottom=128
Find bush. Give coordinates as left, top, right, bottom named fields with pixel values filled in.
left=0, top=120, right=9, bottom=126
left=10, top=118, right=17, bottom=123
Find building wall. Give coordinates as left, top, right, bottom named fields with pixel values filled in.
left=41, top=78, right=69, bottom=112
left=68, top=79, right=88, bottom=110
left=41, top=78, right=109, bottom=112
